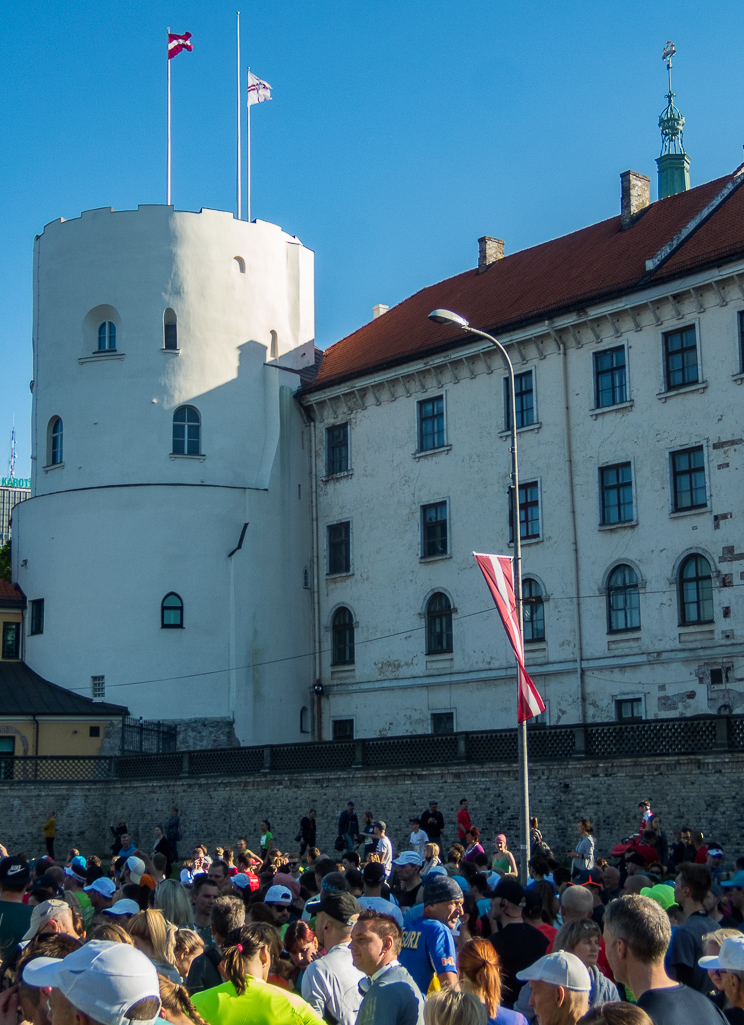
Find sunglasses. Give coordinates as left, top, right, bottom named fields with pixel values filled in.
left=288, top=861, right=299, bottom=867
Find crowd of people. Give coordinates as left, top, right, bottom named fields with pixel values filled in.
left=0, top=797, right=740, bottom=1025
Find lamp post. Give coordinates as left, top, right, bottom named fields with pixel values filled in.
left=427, top=309, right=531, bottom=881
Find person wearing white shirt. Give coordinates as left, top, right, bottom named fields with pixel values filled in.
left=301, top=892, right=365, bottom=1025
left=374, top=820, right=393, bottom=877
left=409, top=819, right=429, bottom=861
left=358, top=862, right=404, bottom=927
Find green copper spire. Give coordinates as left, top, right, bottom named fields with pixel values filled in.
left=657, top=41, right=691, bottom=198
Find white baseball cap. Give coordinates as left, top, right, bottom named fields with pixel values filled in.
left=125, top=857, right=146, bottom=885
left=102, top=899, right=140, bottom=917
left=517, top=952, right=592, bottom=991
left=22, top=899, right=71, bottom=942
left=22, top=940, right=161, bottom=1025
left=393, top=851, right=422, bottom=867
left=84, top=878, right=117, bottom=898
left=700, top=935, right=744, bottom=971
left=265, top=884, right=293, bottom=905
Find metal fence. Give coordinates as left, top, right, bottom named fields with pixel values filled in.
left=121, top=717, right=178, bottom=755
left=1, top=715, right=741, bottom=784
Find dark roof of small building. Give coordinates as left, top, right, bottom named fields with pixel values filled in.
left=304, top=166, right=744, bottom=393
left=0, top=581, right=26, bottom=609
left=0, top=661, right=128, bottom=717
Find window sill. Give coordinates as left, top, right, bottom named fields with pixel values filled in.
left=79, top=352, right=125, bottom=364
left=598, top=519, right=637, bottom=531
left=161, top=348, right=181, bottom=355
left=326, top=571, right=354, bottom=581
left=331, top=666, right=355, bottom=678
left=524, top=642, right=547, bottom=659
left=420, top=553, right=452, bottom=563
left=590, top=400, right=634, bottom=419
left=656, top=380, right=708, bottom=401
left=678, top=627, right=714, bottom=643
left=607, top=634, right=642, bottom=650
left=426, top=656, right=454, bottom=670
left=42, top=462, right=64, bottom=472
left=669, top=505, right=709, bottom=519
left=169, top=454, right=206, bottom=461
left=322, top=470, right=353, bottom=483
left=508, top=536, right=542, bottom=547
left=498, top=421, right=542, bottom=438
left=732, top=372, right=744, bottom=385
left=161, top=625, right=184, bottom=630
left=413, top=444, right=452, bottom=460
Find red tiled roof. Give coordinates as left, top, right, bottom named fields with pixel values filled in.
left=306, top=168, right=744, bottom=392
left=0, top=580, right=25, bottom=608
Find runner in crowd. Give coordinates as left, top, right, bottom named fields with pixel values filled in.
left=0, top=799, right=742, bottom=1025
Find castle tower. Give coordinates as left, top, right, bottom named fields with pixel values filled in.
left=13, top=205, right=316, bottom=745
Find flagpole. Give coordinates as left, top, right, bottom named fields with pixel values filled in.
left=167, top=27, right=171, bottom=205
left=247, top=67, right=251, bottom=222
left=236, top=13, right=242, bottom=219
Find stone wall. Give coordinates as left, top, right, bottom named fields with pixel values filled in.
left=3, top=752, right=742, bottom=869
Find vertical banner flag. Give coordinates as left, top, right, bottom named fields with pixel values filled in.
left=474, top=553, right=546, bottom=723
left=247, top=71, right=272, bottom=105
left=168, top=32, right=193, bottom=59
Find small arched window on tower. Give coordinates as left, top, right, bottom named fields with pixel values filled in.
left=426, top=592, right=453, bottom=654
left=172, top=406, right=201, bottom=455
left=233, top=256, right=245, bottom=274
left=48, top=416, right=63, bottom=466
left=331, top=607, right=355, bottom=665
left=161, top=592, right=184, bottom=628
left=270, top=330, right=279, bottom=360
left=98, top=321, right=116, bottom=351
left=163, top=309, right=178, bottom=350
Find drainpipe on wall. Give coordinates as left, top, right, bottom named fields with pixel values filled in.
left=32, top=714, right=39, bottom=771
left=557, top=338, right=587, bottom=722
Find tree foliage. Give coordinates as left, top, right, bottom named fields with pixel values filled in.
left=0, top=541, right=11, bottom=582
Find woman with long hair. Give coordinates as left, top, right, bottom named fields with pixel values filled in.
left=458, top=937, right=527, bottom=1025
left=283, top=920, right=319, bottom=986
left=463, top=829, right=485, bottom=863
left=154, top=878, right=195, bottom=928
left=567, top=820, right=596, bottom=879
left=174, top=929, right=205, bottom=980
left=158, top=975, right=209, bottom=1025
left=425, top=990, right=488, bottom=1025
left=422, top=842, right=442, bottom=876
left=191, top=923, right=323, bottom=1024
left=127, top=908, right=181, bottom=983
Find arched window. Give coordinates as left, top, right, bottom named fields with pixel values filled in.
left=233, top=256, right=245, bottom=273
left=523, top=578, right=545, bottom=641
left=172, top=406, right=201, bottom=455
left=164, top=309, right=177, bottom=350
left=679, top=554, right=713, bottom=625
left=49, top=417, right=63, bottom=465
left=161, top=593, right=184, bottom=628
left=98, top=321, right=116, bottom=350
left=331, top=607, right=355, bottom=665
left=426, top=592, right=453, bottom=654
left=270, top=330, right=278, bottom=360
left=300, top=706, right=310, bottom=733
left=607, top=564, right=640, bottom=632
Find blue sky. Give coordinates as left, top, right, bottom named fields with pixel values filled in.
left=2, top=1, right=741, bottom=478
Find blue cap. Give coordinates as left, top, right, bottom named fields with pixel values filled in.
left=721, top=871, right=744, bottom=888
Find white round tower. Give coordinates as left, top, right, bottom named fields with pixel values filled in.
left=14, top=205, right=315, bottom=745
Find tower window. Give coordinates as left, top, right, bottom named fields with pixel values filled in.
left=172, top=406, right=201, bottom=455
left=98, top=322, right=116, bottom=351
left=47, top=417, right=63, bottom=466
left=91, top=676, right=105, bottom=699
left=331, top=607, right=355, bottom=665
left=426, top=592, right=453, bottom=654
left=164, top=309, right=178, bottom=350
left=161, top=593, right=184, bottom=629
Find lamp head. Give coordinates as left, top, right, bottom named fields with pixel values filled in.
left=428, top=309, right=470, bottom=329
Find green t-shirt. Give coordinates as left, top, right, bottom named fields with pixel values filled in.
left=192, top=977, right=323, bottom=1025
left=0, top=900, right=33, bottom=961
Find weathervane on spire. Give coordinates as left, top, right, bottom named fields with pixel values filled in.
left=659, top=40, right=685, bottom=156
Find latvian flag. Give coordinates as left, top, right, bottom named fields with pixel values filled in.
left=474, top=553, right=546, bottom=723
left=168, top=32, right=193, bottom=59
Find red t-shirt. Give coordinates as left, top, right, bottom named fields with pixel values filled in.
left=457, top=809, right=472, bottom=839
left=695, top=845, right=708, bottom=864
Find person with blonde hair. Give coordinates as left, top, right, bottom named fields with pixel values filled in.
left=424, top=989, right=488, bottom=1025
left=155, top=878, right=195, bottom=928
left=191, top=923, right=323, bottom=1023
left=578, top=1003, right=654, bottom=1025
left=158, top=973, right=209, bottom=1025
left=422, top=843, right=442, bottom=877
left=128, top=908, right=181, bottom=982
left=174, top=928, right=205, bottom=980
left=87, top=921, right=135, bottom=944
left=459, top=938, right=527, bottom=1025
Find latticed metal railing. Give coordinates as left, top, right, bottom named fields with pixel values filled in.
left=1, top=716, right=742, bottom=783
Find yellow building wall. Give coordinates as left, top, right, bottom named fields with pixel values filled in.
left=0, top=610, right=23, bottom=658
left=0, top=719, right=116, bottom=756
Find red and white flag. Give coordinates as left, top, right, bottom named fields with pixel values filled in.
left=168, top=32, right=193, bottom=59
left=474, top=553, right=546, bottom=723
left=248, top=71, right=272, bottom=106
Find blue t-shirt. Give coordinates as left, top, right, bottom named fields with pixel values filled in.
left=399, top=916, right=457, bottom=994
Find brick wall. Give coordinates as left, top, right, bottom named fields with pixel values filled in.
left=3, top=753, right=741, bottom=868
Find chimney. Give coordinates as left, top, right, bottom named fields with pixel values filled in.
left=478, top=236, right=505, bottom=272
left=620, top=170, right=651, bottom=229
left=372, top=304, right=389, bottom=320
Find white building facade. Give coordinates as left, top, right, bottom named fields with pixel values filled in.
left=13, top=205, right=316, bottom=745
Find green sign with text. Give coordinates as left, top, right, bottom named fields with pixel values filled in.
left=2, top=478, right=31, bottom=489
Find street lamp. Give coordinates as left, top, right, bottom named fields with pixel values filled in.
left=428, top=309, right=532, bottom=880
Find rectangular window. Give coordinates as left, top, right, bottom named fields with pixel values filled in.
left=431, top=712, right=455, bottom=734
left=418, top=396, right=445, bottom=452
left=600, top=463, right=633, bottom=524
left=332, top=718, right=355, bottom=741
left=510, top=482, right=540, bottom=541
left=91, top=675, right=106, bottom=699
left=30, top=599, right=44, bottom=636
left=739, top=311, right=744, bottom=373
left=672, top=446, right=706, bottom=511
left=664, top=325, right=698, bottom=390
left=325, top=424, right=349, bottom=476
left=1, top=623, right=20, bottom=660
left=504, top=371, right=535, bottom=429
left=89, top=726, right=100, bottom=737
left=0, top=737, right=13, bottom=781
left=327, top=521, right=351, bottom=575
left=594, top=346, right=627, bottom=407
left=615, top=697, right=643, bottom=722
left=421, top=501, right=448, bottom=558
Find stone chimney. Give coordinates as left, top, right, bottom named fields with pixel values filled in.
left=372, top=304, right=389, bottom=319
left=620, top=170, right=651, bottom=229
left=478, top=236, right=505, bottom=272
